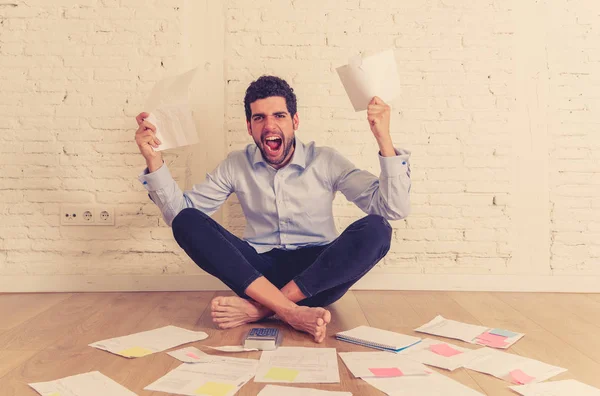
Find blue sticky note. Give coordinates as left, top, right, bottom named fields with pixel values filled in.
left=489, top=328, right=518, bottom=338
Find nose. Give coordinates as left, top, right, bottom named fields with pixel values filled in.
left=263, top=115, right=277, bottom=131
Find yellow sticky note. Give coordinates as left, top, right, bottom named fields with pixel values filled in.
left=118, top=346, right=153, bottom=358
left=264, top=367, right=300, bottom=381
left=194, top=382, right=236, bottom=396
left=48, top=393, right=61, bottom=396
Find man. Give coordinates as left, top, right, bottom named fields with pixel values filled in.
left=135, top=76, right=411, bottom=343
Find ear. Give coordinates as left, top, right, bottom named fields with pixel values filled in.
left=293, top=113, right=299, bottom=130
left=246, top=120, right=252, bottom=136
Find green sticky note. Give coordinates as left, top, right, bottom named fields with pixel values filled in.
left=194, top=382, right=236, bottom=396
left=264, top=367, right=300, bottom=381
left=118, top=346, right=153, bottom=357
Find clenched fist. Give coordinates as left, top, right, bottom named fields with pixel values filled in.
left=367, top=97, right=396, bottom=157
left=135, top=112, right=163, bottom=172
left=367, top=96, right=391, bottom=140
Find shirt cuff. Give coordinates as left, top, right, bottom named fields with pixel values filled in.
left=137, top=162, right=172, bottom=191
left=379, top=148, right=411, bottom=178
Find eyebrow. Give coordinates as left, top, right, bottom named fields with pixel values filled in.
left=252, top=111, right=289, bottom=118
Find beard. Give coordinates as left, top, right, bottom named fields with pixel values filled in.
left=255, top=133, right=296, bottom=167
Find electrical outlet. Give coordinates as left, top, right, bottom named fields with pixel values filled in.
left=60, top=205, right=114, bottom=226
left=94, top=206, right=115, bottom=226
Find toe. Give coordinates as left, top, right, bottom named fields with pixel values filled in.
left=323, top=309, right=331, bottom=324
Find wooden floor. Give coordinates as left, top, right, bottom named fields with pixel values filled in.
left=1, top=291, right=600, bottom=395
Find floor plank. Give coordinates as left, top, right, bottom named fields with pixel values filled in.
left=0, top=293, right=72, bottom=333
left=0, top=291, right=599, bottom=395
left=498, top=293, right=600, bottom=366
left=450, top=291, right=600, bottom=393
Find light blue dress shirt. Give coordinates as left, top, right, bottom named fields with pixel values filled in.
left=138, top=139, right=411, bottom=253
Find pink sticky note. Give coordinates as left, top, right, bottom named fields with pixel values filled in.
left=509, top=369, right=535, bottom=384
left=477, top=331, right=508, bottom=343
left=185, top=352, right=201, bottom=360
left=475, top=337, right=509, bottom=348
left=430, top=343, right=463, bottom=357
left=369, top=367, right=404, bottom=377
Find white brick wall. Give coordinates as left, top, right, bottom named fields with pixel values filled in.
left=0, top=0, right=191, bottom=276
left=1, top=0, right=599, bottom=289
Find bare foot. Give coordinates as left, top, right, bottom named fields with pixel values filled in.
left=210, top=296, right=272, bottom=329
left=280, top=306, right=331, bottom=343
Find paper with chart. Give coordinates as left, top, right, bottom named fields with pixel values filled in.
left=363, top=370, right=485, bottom=396
left=336, top=49, right=401, bottom=111
left=144, top=66, right=199, bottom=151
left=254, top=347, right=339, bottom=383
left=510, top=379, right=600, bottom=396
left=145, top=357, right=258, bottom=396
left=398, top=338, right=482, bottom=371
left=258, top=385, right=353, bottom=396
left=29, top=371, right=137, bottom=396
left=338, top=351, right=429, bottom=378
left=463, top=347, right=567, bottom=384
left=89, top=325, right=208, bottom=358
left=415, top=315, right=524, bottom=348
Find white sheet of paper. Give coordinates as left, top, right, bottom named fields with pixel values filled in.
left=29, top=371, right=137, bottom=396
left=415, top=315, right=489, bottom=343
left=363, top=370, right=485, bottom=396
left=415, top=315, right=525, bottom=348
left=258, top=385, right=353, bottom=396
left=338, top=352, right=429, bottom=378
left=398, top=338, right=481, bottom=371
left=336, top=49, right=401, bottom=111
left=255, top=347, right=340, bottom=384
left=510, top=379, right=600, bottom=396
left=89, top=325, right=208, bottom=358
left=145, top=358, right=258, bottom=396
left=464, top=347, right=567, bottom=384
left=144, top=67, right=200, bottom=151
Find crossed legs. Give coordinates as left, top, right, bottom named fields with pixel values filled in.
left=172, top=208, right=392, bottom=342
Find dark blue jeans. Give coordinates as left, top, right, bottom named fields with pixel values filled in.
left=172, top=208, right=392, bottom=307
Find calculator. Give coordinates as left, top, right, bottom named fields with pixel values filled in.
left=243, top=327, right=282, bottom=351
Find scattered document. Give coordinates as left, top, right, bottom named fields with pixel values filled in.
left=145, top=357, right=258, bottom=396
left=415, top=315, right=524, bottom=348
left=200, top=345, right=259, bottom=353
left=258, top=385, right=352, bottom=396
left=29, top=371, right=137, bottom=396
left=168, top=346, right=222, bottom=363
left=338, top=351, right=429, bottom=378
left=255, top=347, right=339, bottom=384
left=463, top=347, right=567, bottom=384
left=510, top=379, right=600, bottom=396
left=335, top=325, right=421, bottom=352
left=363, top=370, right=485, bottom=396
left=89, top=325, right=208, bottom=358
left=144, top=67, right=200, bottom=151
left=336, top=49, right=401, bottom=111
left=398, top=338, right=482, bottom=371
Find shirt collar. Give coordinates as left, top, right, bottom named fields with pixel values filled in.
left=252, top=138, right=306, bottom=170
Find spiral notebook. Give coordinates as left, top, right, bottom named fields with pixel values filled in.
left=335, top=326, right=421, bottom=353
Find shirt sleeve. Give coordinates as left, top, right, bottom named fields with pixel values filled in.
left=327, top=147, right=411, bottom=220
left=138, top=157, right=234, bottom=226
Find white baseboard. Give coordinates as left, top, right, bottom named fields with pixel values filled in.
left=1, top=273, right=600, bottom=293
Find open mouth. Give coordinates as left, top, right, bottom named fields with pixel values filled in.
left=264, top=136, right=283, bottom=154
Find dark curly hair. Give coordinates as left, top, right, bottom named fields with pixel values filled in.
left=244, top=75, right=297, bottom=122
